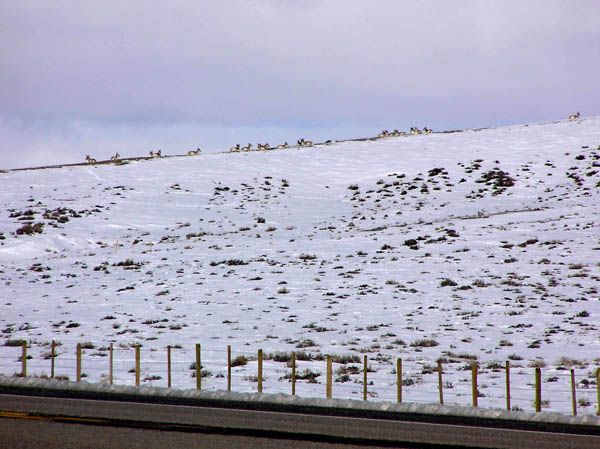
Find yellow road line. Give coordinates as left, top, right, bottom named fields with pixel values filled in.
left=0, top=411, right=107, bottom=424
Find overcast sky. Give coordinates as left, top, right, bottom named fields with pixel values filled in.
left=1, top=0, right=599, bottom=169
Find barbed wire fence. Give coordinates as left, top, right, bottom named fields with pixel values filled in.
left=1, top=340, right=599, bottom=416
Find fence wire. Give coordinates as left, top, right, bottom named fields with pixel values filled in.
left=1, top=342, right=598, bottom=415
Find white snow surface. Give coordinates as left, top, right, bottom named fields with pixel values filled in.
left=1, top=118, right=599, bottom=416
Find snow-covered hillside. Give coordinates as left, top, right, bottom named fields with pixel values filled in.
left=1, top=118, right=599, bottom=414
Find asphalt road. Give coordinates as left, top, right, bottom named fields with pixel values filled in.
left=0, top=418, right=400, bottom=449
left=1, top=393, right=598, bottom=449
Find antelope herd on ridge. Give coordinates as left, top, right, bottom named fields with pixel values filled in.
left=83, top=112, right=583, bottom=165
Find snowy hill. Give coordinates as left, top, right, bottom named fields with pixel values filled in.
left=1, top=117, right=599, bottom=414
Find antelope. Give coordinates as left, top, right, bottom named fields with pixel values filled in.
left=110, top=152, right=121, bottom=161
left=423, top=127, right=432, bottom=134
left=377, top=129, right=390, bottom=138
left=297, top=138, right=313, bottom=147
left=257, top=143, right=270, bottom=150
left=410, top=127, right=421, bottom=135
left=276, top=142, right=289, bottom=149
left=187, top=148, right=201, bottom=156
left=85, top=155, right=97, bottom=164
left=241, top=143, right=252, bottom=152
left=569, top=112, right=580, bottom=121
left=230, top=144, right=241, bottom=152
left=149, top=150, right=162, bottom=158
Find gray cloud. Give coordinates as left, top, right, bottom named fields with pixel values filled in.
left=1, top=0, right=599, bottom=168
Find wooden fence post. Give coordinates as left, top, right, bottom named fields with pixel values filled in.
left=505, top=361, right=511, bottom=411
left=291, top=352, right=296, bottom=396
left=21, top=341, right=27, bottom=377
left=135, top=345, right=140, bottom=386
left=397, top=358, right=402, bottom=403
left=76, top=343, right=82, bottom=382
left=363, top=355, right=368, bottom=401
left=109, top=343, right=113, bottom=385
left=535, top=367, right=541, bottom=412
left=227, top=345, right=231, bottom=392
left=596, top=368, right=600, bottom=416
left=258, top=349, right=263, bottom=393
left=570, top=368, right=577, bottom=416
left=195, top=343, right=201, bottom=390
left=50, top=340, right=56, bottom=379
left=326, top=355, right=332, bottom=399
left=471, top=362, right=478, bottom=407
left=167, top=346, right=172, bottom=388
left=437, top=360, right=444, bottom=405
left=596, top=367, right=600, bottom=416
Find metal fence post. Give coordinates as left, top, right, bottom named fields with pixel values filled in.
left=363, top=355, right=368, bottom=401
left=397, top=358, right=402, bottom=403
left=437, top=360, right=444, bottom=405
left=505, top=361, right=511, bottom=411
left=291, top=352, right=296, bottom=396
left=535, top=367, right=542, bottom=412
left=258, top=349, right=263, bottom=393
left=326, top=355, right=332, bottom=399
left=167, top=345, right=172, bottom=388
